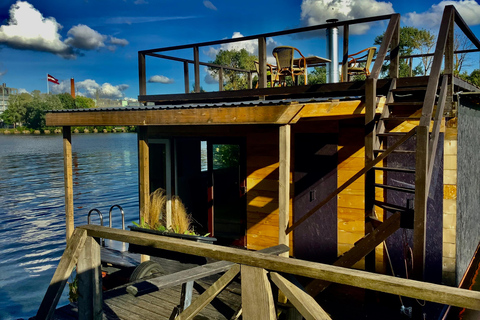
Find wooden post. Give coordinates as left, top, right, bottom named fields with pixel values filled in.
left=444, top=12, right=455, bottom=112
left=279, top=125, right=291, bottom=257
left=36, top=229, right=87, bottom=320
left=219, top=67, right=224, bottom=91
left=413, top=126, right=429, bottom=281
left=342, top=24, right=349, bottom=82
left=138, top=126, right=150, bottom=262
left=193, top=46, right=200, bottom=93
left=241, top=265, right=276, bottom=320
left=78, top=236, right=102, bottom=320
left=138, top=52, right=146, bottom=96
left=63, top=126, right=74, bottom=241
left=258, top=37, right=267, bottom=89
left=364, top=78, right=377, bottom=272
left=183, top=61, right=189, bottom=94
left=389, top=17, right=400, bottom=79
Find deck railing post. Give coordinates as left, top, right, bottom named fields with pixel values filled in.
left=444, top=11, right=455, bottom=112
left=389, top=17, right=400, bottom=79
left=193, top=46, right=200, bottom=93
left=342, top=24, right=349, bottom=82
left=258, top=37, right=267, bottom=89
left=78, top=236, right=102, bottom=320
left=183, top=61, right=189, bottom=94
left=241, top=265, right=276, bottom=319
left=138, top=126, right=150, bottom=262
left=138, top=52, right=146, bottom=96
left=219, top=67, right=224, bottom=91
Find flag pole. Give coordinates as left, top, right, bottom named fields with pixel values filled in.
left=46, top=73, right=49, bottom=95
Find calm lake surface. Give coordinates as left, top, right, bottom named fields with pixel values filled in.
left=0, top=133, right=139, bottom=320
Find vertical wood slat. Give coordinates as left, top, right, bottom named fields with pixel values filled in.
left=271, top=272, right=332, bottom=320
left=279, top=125, right=291, bottom=257
left=138, top=52, right=146, bottom=96
left=36, top=229, right=88, bottom=320
left=342, top=25, right=349, bottom=82
left=193, top=46, right=200, bottom=93
left=138, top=127, right=150, bottom=262
left=258, top=37, right=267, bottom=89
left=183, top=61, right=189, bottom=94
left=389, top=17, right=400, bottom=79
left=219, top=67, right=224, bottom=91
left=364, top=78, right=377, bottom=272
left=413, top=125, right=429, bottom=281
left=63, top=127, right=74, bottom=240
left=177, top=264, right=240, bottom=320
left=78, top=237, right=102, bottom=320
left=241, top=265, right=276, bottom=320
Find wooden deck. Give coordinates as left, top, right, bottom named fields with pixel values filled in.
left=49, top=255, right=242, bottom=320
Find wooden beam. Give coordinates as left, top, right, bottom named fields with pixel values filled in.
left=36, top=229, right=88, bottom=320
left=389, top=17, right=400, bottom=79
left=241, top=265, right=276, bottom=320
left=176, top=264, right=240, bottom=320
left=279, top=124, right=291, bottom=257
left=194, top=46, right=200, bottom=93
left=258, top=37, right=267, bottom=89
left=364, top=77, right=377, bottom=272
left=270, top=272, right=331, bottom=320
left=370, top=14, right=400, bottom=79
left=78, top=237, right=102, bottom=320
left=126, top=244, right=289, bottom=296
left=63, top=127, right=74, bottom=241
left=285, top=127, right=416, bottom=235
left=79, top=225, right=480, bottom=311
left=183, top=61, right=189, bottom=94
left=138, top=52, right=146, bottom=96
left=413, top=125, right=429, bottom=281
left=445, top=15, right=455, bottom=112
left=138, top=127, right=150, bottom=262
left=305, top=213, right=401, bottom=296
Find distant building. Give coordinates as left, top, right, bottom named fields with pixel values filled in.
left=0, top=83, right=18, bottom=116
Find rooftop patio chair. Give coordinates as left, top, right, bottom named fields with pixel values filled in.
left=272, top=46, right=307, bottom=86
left=344, top=47, right=377, bottom=81
left=254, top=61, right=278, bottom=88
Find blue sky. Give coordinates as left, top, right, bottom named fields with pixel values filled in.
left=1, top=0, right=480, bottom=100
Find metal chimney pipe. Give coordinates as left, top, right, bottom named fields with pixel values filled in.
left=70, top=78, right=75, bottom=99
left=326, top=19, right=339, bottom=83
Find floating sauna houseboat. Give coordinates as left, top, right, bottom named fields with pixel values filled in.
left=38, top=6, right=480, bottom=320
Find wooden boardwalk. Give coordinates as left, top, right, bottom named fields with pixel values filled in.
left=49, top=256, right=242, bottom=320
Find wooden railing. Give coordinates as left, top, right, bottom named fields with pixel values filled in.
left=138, top=14, right=398, bottom=97
left=36, top=225, right=480, bottom=320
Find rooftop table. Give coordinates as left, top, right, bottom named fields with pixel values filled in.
left=295, top=56, right=331, bottom=68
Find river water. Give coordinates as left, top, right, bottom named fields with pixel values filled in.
left=0, top=133, right=139, bottom=320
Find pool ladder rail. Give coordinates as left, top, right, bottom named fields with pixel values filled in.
left=87, top=205, right=125, bottom=248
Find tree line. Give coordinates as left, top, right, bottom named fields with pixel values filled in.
left=1, top=91, right=95, bottom=129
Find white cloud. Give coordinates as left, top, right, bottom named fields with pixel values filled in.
left=0, top=1, right=74, bottom=58
left=18, top=88, right=29, bottom=93
left=51, top=79, right=129, bottom=99
left=403, top=0, right=480, bottom=29
left=204, top=1, right=218, bottom=11
left=148, top=75, right=174, bottom=84
left=300, top=0, right=395, bottom=34
left=0, top=1, right=129, bottom=58
left=205, top=32, right=277, bottom=60
left=204, top=67, right=218, bottom=84
left=65, top=24, right=106, bottom=50
left=109, top=36, right=129, bottom=46
left=0, top=69, right=7, bottom=77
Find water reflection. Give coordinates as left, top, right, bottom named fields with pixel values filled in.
left=0, top=133, right=139, bottom=319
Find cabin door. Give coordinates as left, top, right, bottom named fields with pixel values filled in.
left=174, top=139, right=246, bottom=247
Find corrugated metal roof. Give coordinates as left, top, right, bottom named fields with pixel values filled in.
left=48, top=97, right=361, bottom=113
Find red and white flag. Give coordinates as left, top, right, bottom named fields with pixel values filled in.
left=47, top=74, right=59, bottom=84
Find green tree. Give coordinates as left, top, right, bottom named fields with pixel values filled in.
left=209, top=49, right=257, bottom=90
left=374, top=26, right=436, bottom=77
left=57, top=93, right=76, bottom=109
left=75, top=96, right=96, bottom=109
left=1, top=92, right=32, bottom=127
left=24, top=94, right=62, bottom=129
